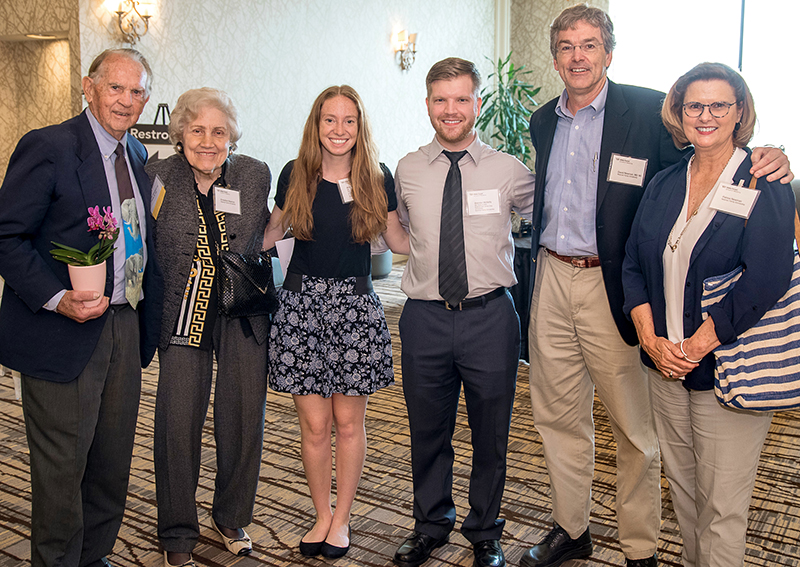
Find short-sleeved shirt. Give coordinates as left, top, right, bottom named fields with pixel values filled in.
left=275, top=160, right=397, bottom=278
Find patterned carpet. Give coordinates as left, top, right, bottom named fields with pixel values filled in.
left=1, top=263, right=800, bottom=566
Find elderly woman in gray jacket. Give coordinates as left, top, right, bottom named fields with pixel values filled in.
left=146, top=88, right=270, bottom=567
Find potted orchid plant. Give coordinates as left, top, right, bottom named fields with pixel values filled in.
left=50, top=206, right=119, bottom=266
left=50, top=206, right=119, bottom=306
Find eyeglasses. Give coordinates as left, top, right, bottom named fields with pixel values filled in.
left=682, top=101, right=736, bottom=118
left=557, top=42, right=603, bottom=56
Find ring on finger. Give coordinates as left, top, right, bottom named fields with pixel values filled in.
left=669, top=370, right=673, bottom=378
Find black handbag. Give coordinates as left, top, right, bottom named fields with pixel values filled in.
left=217, top=247, right=279, bottom=318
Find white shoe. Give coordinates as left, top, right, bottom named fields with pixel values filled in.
left=163, top=551, right=196, bottom=567
left=212, top=518, right=252, bottom=556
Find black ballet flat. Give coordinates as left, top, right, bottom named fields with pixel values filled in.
left=320, top=525, right=351, bottom=559
left=299, top=538, right=324, bottom=557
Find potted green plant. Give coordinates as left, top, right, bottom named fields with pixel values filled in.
left=476, top=52, right=541, bottom=166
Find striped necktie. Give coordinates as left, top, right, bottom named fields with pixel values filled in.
left=438, top=150, right=469, bottom=307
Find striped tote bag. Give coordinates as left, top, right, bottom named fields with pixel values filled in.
left=700, top=251, right=800, bottom=411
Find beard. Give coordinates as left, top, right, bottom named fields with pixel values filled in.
left=433, top=114, right=476, bottom=147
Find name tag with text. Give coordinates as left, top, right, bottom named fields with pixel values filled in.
left=710, top=182, right=760, bottom=219
left=337, top=179, right=354, bottom=203
left=466, top=189, right=500, bottom=215
left=214, top=186, right=241, bottom=215
left=608, top=154, right=648, bottom=187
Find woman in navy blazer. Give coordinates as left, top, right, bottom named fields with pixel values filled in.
left=622, top=63, right=795, bottom=567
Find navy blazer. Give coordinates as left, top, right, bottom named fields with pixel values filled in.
left=0, top=111, right=163, bottom=382
left=529, top=80, right=688, bottom=345
left=622, top=150, right=795, bottom=390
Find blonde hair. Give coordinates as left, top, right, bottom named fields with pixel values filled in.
left=662, top=62, right=756, bottom=149
left=282, top=85, right=387, bottom=243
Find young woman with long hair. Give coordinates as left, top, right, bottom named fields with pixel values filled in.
left=263, top=85, right=407, bottom=559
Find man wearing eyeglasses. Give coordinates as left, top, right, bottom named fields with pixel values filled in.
left=0, top=49, right=163, bottom=567
left=521, top=5, right=793, bottom=567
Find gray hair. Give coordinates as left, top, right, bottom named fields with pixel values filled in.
left=88, top=48, right=153, bottom=97
left=169, top=88, right=242, bottom=152
left=550, top=4, right=616, bottom=59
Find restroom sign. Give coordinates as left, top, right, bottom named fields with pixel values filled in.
left=128, top=124, right=175, bottom=165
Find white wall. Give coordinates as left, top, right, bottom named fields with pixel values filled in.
left=77, top=0, right=496, bottom=181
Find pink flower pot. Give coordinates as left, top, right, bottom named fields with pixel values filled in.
left=68, top=261, right=106, bottom=308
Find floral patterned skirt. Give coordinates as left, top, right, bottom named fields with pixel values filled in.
left=268, top=276, right=394, bottom=397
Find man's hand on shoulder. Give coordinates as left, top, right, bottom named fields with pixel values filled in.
left=56, top=291, right=109, bottom=323
left=751, top=146, right=794, bottom=184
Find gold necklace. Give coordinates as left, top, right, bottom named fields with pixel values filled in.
left=667, top=148, right=737, bottom=253
left=667, top=208, right=698, bottom=252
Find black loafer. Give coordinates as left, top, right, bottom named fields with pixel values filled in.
left=473, top=539, right=505, bottom=567
left=393, top=531, right=449, bottom=567
left=626, top=554, right=657, bottom=566
left=519, top=524, right=592, bottom=567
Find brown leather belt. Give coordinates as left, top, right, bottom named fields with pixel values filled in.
left=545, top=248, right=601, bottom=269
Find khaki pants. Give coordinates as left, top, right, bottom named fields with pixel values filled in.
left=649, top=370, right=772, bottom=567
left=528, top=248, right=661, bottom=560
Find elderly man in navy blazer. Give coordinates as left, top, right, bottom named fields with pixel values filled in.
left=0, top=48, right=162, bottom=567
left=521, top=6, right=792, bottom=567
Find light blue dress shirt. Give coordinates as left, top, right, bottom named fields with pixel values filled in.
left=85, top=107, right=148, bottom=305
left=46, top=108, right=148, bottom=310
left=539, top=80, right=608, bottom=257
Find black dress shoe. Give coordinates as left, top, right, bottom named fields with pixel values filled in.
left=519, top=524, right=592, bottom=567
left=320, top=525, right=351, bottom=559
left=393, top=531, right=449, bottom=567
left=626, top=553, right=657, bottom=566
left=473, top=539, right=505, bottom=567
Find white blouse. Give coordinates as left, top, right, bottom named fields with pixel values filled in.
left=663, top=147, right=747, bottom=342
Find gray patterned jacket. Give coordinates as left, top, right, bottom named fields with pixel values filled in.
left=146, top=152, right=272, bottom=348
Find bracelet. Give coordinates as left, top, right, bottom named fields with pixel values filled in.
left=680, top=339, right=702, bottom=363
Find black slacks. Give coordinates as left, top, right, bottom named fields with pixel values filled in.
left=399, top=292, right=520, bottom=544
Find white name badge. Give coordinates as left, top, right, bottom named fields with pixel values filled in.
left=337, top=178, right=354, bottom=203
left=213, top=186, right=241, bottom=215
left=607, top=153, right=648, bottom=187
left=466, top=189, right=501, bottom=215
left=709, top=182, right=761, bottom=219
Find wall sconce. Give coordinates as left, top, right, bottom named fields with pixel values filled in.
left=104, top=0, right=154, bottom=44
left=394, top=30, right=418, bottom=71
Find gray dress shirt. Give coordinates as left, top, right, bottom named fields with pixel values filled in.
left=395, top=134, right=535, bottom=301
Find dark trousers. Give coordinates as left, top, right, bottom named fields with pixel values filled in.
left=154, top=316, right=268, bottom=552
left=399, top=292, right=520, bottom=544
left=22, top=305, right=141, bottom=567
